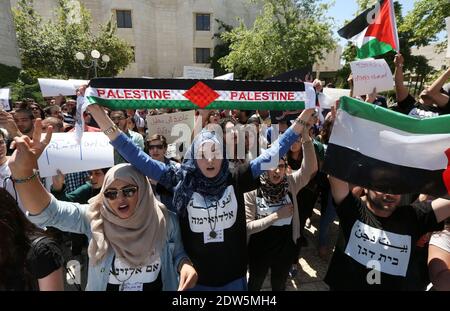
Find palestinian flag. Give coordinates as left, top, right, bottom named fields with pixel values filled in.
left=84, top=78, right=316, bottom=110
left=338, top=0, right=399, bottom=59
left=324, top=97, right=450, bottom=197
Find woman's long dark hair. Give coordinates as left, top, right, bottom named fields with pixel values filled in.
left=0, top=188, right=47, bottom=290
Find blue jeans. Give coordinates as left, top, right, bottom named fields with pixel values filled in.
left=319, top=190, right=337, bottom=247
left=189, top=277, right=248, bottom=291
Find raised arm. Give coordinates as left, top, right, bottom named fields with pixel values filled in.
left=9, top=122, right=92, bottom=235
left=394, top=53, right=409, bottom=102
left=8, top=120, right=52, bottom=215
left=427, top=68, right=450, bottom=108
left=328, top=175, right=350, bottom=206
left=250, top=108, right=316, bottom=177
left=87, top=103, right=169, bottom=184
left=288, top=130, right=318, bottom=195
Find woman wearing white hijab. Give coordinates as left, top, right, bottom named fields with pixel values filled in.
left=8, top=124, right=197, bottom=291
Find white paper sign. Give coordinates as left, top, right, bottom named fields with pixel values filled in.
left=345, top=220, right=411, bottom=276
left=350, top=58, right=394, bottom=96
left=68, top=79, right=89, bottom=89
left=446, top=17, right=450, bottom=58
left=323, top=88, right=351, bottom=104
left=108, top=256, right=161, bottom=287
left=0, top=88, right=11, bottom=110
left=214, top=73, right=234, bottom=80
left=187, top=186, right=237, bottom=234
left=256, top=195, right=292, bottom=226
left=37, top=132, right=114, bottom=177
left=183, top=66, right=214, bottom=79
left=146, top=110, right=195, bottom=145
left=38, top=78, right=77, bottom=97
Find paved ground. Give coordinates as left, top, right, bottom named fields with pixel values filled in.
left=261, top=205, right=340, bottom=291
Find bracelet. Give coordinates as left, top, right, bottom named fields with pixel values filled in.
left=12, top=170, right=39, bottom=184
left=295, top=118, right=308, bottom=127
left=103, top=124, right=119, bottom=135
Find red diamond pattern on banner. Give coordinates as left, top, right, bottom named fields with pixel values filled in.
left=183, top=81, right=220, bottom=108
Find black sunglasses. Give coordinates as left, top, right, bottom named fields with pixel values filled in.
left=104, top=186, right=138, bottom=200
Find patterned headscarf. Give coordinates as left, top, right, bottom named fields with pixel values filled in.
left=259, top=156, right=289, bottom=204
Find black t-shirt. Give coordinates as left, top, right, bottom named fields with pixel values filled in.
left=248, top=191, right=297, bottom=262
left=26, top=236, right=64, bottom=290
left=393, top=94, right=450, bottom=118
left=179, top=163, right=258, bottom=287
left=324, top=193, right=443, bottom=291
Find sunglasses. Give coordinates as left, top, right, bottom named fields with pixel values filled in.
left=148, top=144, right=164, bottom=150
left=104, top=186, right=138, bottom=200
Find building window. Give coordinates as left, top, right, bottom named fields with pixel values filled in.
left=116, top=10, right=132, bottom=28
left=195, top=48, right=211, bottom=63
left=196, top=13, right=210, bottom=31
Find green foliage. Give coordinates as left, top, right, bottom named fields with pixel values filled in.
left=218, top=0, right=336, bottom=79
left=0, top=64, right=20, bottom=87
left=210, top=19, right=233, bottom=76
left=400, top=0, right=450, bottom=47
left=4, top=70, right=43, bottom=103
left=12, top=0, right=133, bottom=79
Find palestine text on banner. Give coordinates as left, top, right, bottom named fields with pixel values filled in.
left=338, top=0, right=399, bottom=59
left=84, top=78, right=316, bottom=110
left=323, top=96, right=450, bottom=197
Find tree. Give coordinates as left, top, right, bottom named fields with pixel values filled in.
left=12, top=0, right=133, bottom=79
left=218, top=0, right=336, bottom=79
left=400, top=0, right=450, bottom=47
left=210, top=19, right=233, bottom=77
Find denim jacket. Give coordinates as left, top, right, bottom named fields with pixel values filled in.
left=28, top=195, right=187, bottom=291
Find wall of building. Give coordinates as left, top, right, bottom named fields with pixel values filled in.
left=411, top=44, right=448, bottom=71
left=10, top=0, right=261, bottom=78
left=0, top=0, right=21, bottom=68
left=9, top=0, right=343, bottom=79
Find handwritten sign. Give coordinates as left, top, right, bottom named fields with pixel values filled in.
left=0, top=88, right=11, bottom=110
left=446, top=17, right=450, bottom=58
left=350, top=58, right=394, bottom=96
left=183, top=66, right=214, bottom=79
left=146, top=110, right=195, bottom=144
left=37, top=132, right=114, bottom=177
left=345, top=220, right=411, bottom=276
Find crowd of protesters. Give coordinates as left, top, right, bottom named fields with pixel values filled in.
left=0, top=54, right=449, bottom=291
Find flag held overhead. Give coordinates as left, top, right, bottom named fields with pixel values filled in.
left=338, top=0, right=400, bottom=59
left=324, top=96, right=450, bottom=197
left=84, top=78, right=316, bottom=110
